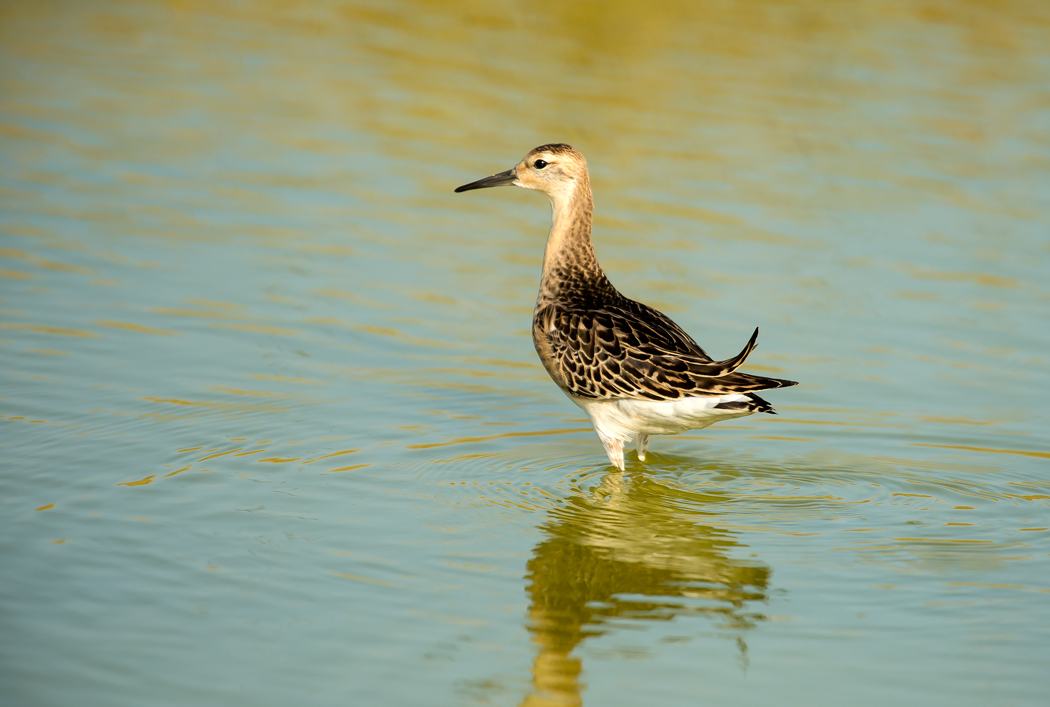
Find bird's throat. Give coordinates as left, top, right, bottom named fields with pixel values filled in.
left=537, top=177, right=606, bottom=306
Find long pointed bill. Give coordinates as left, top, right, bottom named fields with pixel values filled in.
left=454, top=168, right=517, bottom=193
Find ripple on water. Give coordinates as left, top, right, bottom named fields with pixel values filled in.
left=386, top=420, right=1048, bottom=579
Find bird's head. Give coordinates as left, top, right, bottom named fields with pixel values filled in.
left=455, top=144, right=588, bottom=202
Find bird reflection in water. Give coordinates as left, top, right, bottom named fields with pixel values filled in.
left=521, top=471, right=771, bottom=706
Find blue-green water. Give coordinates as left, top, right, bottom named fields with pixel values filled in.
left=2, top=1, right=1049, bottom=705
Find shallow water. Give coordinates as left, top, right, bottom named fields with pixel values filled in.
left=2, top=1, right=1049, bottom=705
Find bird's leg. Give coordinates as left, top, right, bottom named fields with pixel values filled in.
left=596, top=433, right=625, bottom=471
left=635, top=434, right=651, bottom=463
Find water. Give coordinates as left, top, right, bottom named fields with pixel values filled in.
left=2, top=1, right=1048, bottom=705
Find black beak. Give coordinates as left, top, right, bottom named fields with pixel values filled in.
left=454, top=168, right=517, bottom=193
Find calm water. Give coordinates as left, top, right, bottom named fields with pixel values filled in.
left=2, top=1, right=1049, bottom=705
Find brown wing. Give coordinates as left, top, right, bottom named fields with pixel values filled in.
left=535, top=300, right=797, bottom=401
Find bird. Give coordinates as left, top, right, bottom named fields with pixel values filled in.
left=455, top=144, right=797, bottom=470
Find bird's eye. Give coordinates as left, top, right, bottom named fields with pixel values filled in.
left=533, top=159, right=548, bottom=169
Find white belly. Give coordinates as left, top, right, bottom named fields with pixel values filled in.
left=569, top=393, right=754, bottom=443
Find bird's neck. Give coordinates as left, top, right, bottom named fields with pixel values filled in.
left=537, top=175, right=609, bottom=307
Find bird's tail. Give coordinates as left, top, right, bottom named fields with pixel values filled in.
left=713, top=392, right=780, bottom=415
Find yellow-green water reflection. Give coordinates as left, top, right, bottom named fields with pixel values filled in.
left=524, top=473, right=770, bottom=706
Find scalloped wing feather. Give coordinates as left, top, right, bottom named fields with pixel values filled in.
left=536, top=303, right=797, bottom=401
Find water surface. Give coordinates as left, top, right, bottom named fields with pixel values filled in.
left=2, top=1, right=1049, bottom=705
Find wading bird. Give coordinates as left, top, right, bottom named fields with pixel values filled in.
left=455, top=144, right=796, bottom=470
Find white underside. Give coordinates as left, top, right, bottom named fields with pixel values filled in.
left=570, top=393, right=754, bottom=444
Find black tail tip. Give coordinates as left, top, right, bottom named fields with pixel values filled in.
left=714, top=393, right=778, bottom=415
